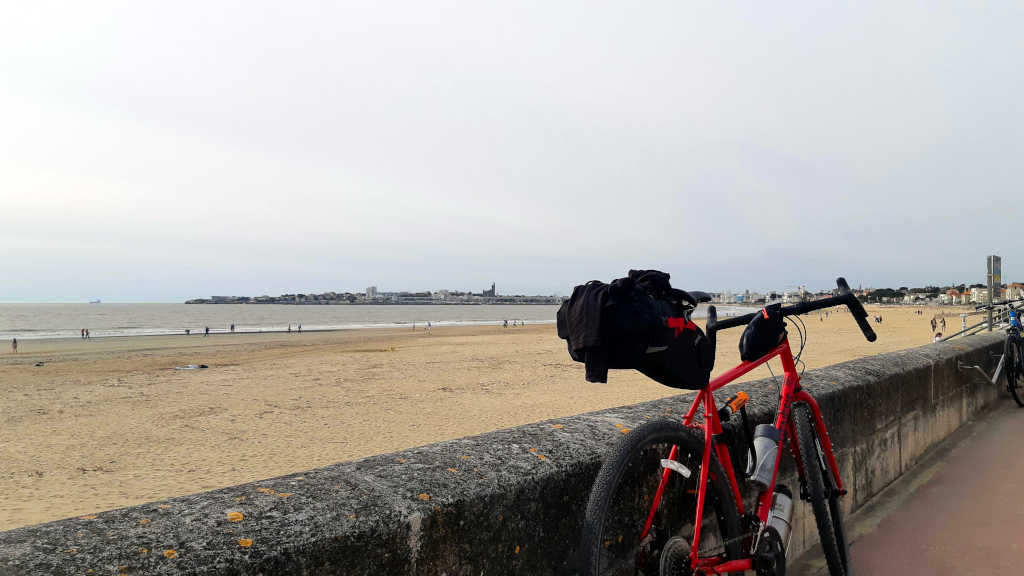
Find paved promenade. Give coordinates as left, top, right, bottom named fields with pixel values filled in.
left=795, top=398, right=1024, bottom=575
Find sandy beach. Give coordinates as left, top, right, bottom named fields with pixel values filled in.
left=0, top=305, right=973, bottom=530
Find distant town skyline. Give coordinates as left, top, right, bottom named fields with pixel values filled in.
left=2, top=276, right=1016, bottom=304
left=16, top=278, right=1004, bottom=305
left=185, top=282, right=561, bottom=305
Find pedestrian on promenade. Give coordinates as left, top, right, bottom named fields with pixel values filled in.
left=11, top=338, right=17, bottom=354
left=426, top=321, right=431, bottom=333
left=288, top=324, right=292, bottom=333
left=298, top=324, right=302, bottom=334
left=85, top=329, right=90, bottom=338
left=503, top=319, right=508, bottom=328
left=204, top=326, right=209, bottom=337
left=186, top=329, right=190, bottom=335
left=81, top=328, right=85, bottom=339
left=230, top=323, right=235, bottom=333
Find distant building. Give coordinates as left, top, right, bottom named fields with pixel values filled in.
left=483, top=283, right=496, bottom=297
left=941, top=289, right=960, bottom=305
left=970, top=287, right=988, bottom=304
left=1006, top=283, right=1024, bottom=301
left=366, top=286, right=378, bottom=300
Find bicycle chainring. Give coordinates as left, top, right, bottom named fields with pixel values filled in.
left=659, top=536, right=692, bottom=576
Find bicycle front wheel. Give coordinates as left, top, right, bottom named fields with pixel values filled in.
left=1005, top=337, right=1024, bottom=407
left=792, top=402, right=851, bottom=576
left=580, top=419, right=743, bottom=576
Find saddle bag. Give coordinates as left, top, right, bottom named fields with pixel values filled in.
left=636, top=316, right=714, bottom=390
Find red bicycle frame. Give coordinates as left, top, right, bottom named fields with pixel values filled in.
left=638, top=335, right=844, bottom=574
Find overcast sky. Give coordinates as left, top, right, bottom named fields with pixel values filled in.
left=2, top=2, right=1021, bottom=301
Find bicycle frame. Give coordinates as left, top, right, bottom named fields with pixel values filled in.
left=639, top=335, right=844, bottom=574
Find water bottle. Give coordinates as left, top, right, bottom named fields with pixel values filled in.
left=755, top=485, right=795, bottom=574
left=750, top=424, right=779, bottom=488
left=766, top=484, right=795, bottom=551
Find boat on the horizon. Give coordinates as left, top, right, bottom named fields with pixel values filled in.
left=88, top=299, right=101, bottom=304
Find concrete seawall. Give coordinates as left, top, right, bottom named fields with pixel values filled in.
left=0, top=333, right=1004, bottom=575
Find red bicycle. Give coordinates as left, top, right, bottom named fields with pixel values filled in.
left=580, top=278, right=876, bottom=576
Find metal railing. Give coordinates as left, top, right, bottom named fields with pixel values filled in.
left=939, top=301, right=1022, bottom=342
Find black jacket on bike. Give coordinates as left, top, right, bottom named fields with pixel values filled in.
left=557, top=270, right=712, bottom=389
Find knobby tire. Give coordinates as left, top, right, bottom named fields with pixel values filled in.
left=580, top=419, right=743, bottom=576
left=1005, top=336, right=1024, bottom=407
left=792, top=402, right=851, bottom=576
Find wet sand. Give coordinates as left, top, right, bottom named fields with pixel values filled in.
left=0, top=305, right=973, bottom=530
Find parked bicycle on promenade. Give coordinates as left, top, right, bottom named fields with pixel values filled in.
left=559, top=274, right=875, bottom=576
left=969, top=300, right=1024, bottom=407
left=1002, top=306, right=1024, bottom=406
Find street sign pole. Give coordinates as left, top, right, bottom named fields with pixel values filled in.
left=988, top=255, right=1002, bottom=331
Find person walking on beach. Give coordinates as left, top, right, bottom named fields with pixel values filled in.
left=297, top=324, right=302, bottom=334
left=185, top=328, right=190, bottom=335
left=941, top=317, right=947, bottom=330
left=230, top=323, right=235, bottom=333
left=85, top=329, right=90, bottom=339
left=11, top=338, right=16, bottom=354
left=81, top=328, right=85, bottom=339
left=930, top=318, right=937, bottom=332
left=426, top=321, right=431, bottom=333
left=503, top=319, right=508, bottom=328
left=288, top=324, right=292, bottom=333
left=204, top=326, right=209, bottom=337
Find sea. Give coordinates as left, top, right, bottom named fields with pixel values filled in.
left=0, top=303, right=758, bottom=340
